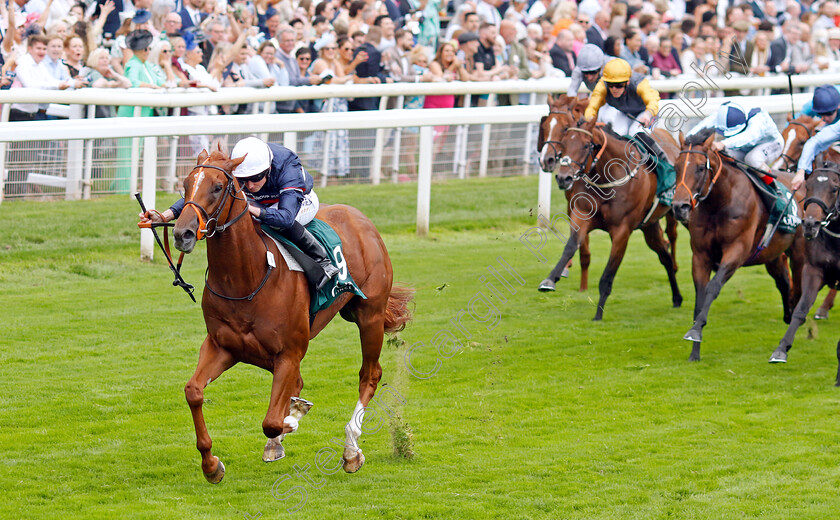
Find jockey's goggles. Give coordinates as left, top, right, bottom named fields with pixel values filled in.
left=239, top=168, right=269, bottom=184
left=606, top=81, right=628, bottom=89
left=816, top=109, right=837, bottom=116
left=582, top=69, right=600, bottom=76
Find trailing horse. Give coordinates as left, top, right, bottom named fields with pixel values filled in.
left=537, top=113, right=682, bottom=320
left=769, top=161, right=840, bottom=379
left=673, top=128, right=805, bottom=361
left=171, top=148, right=413, bottom=483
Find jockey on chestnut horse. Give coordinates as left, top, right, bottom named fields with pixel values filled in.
left=140, top=139, right=413, bottom=483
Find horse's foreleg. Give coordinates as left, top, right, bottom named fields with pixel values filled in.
left=684, top=256, right=741, bottom=356
left=641, top=221, right=682, bottom=308
left=687, top=252, right=712, bottom=361
left=262, top=355, right=304, bottom=462
left=816, top=288, right=838, bottom=320
left=665, top=212, right=679, bottom=273
left=579, top=234, right=591, bottom=292
left=539, top=222, right=588, bottom=292
left=342, top=310, right=386, bottom=473
left=593, top=227, right=631, bottom=321
left=770, top=264, right=824, bottom=363
left=765, top=255, right=793, bottom=324
left=185, top=336, right=236, bottom=483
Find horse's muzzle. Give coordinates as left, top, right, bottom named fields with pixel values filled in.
left=555, top=173, right=574, bottom=190
left=541, top=155, right=556, bottom=172
left=174, top=227, right=197, bottom=253
left=672, top=203, right=691, bottom=224
left=802, top=217, right=821, bottom=240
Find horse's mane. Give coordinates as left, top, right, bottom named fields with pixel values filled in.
left=206, top=149, right=230, bottom=162
left=685, top=127, right=715, bottom=146
left=598, top=122, right=630, bottom=142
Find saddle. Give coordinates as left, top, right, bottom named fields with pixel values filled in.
left=722, top=155, right=801, bottom=235
left=261, top=219, right=366, bottom=314
left=629, top=132, right=677, bottom=206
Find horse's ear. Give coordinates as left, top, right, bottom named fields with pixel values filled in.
left=547, top=93, right=555, bottom=105
left=786, top=113, right=793, bottom=123
left=678, top=131, right=685, bottom=148
left=537, top=116, right=546, bottom=149
left=230, top=154, right=246, bottom=171
left=703, top=132, right=715, bottom=148
left=197, top=149, right=209, bottom=164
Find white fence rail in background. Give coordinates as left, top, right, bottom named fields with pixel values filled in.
left=0, top=74, right=824, bottom=257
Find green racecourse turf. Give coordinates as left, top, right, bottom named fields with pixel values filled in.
left=3, top=176, right=840, bottom=520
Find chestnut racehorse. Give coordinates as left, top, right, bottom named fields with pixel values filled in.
left=772, top=115, right=840, bottom=319
left=172, top=149, right=413, bottom=483
left=769, top=162, right=840, bottom=373
left=537, top=113, right=682, bottom=320
left=673, top=129, right=805, bottom=361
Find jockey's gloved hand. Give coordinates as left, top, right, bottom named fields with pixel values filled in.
left=247, top=202, right=266, bottom=221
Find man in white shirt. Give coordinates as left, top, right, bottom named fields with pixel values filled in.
left=44, top=33, right=72, bottom=82
left=11, top=33, right=85, bottom=121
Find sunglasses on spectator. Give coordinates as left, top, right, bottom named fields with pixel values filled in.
left=240, top=169, right=268, bottom=184
left=298, top=56, right=311, bottom=61
left=577, top=19, right=589, bottom=24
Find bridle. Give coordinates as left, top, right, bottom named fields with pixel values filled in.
left=803, top=167, right=840, bottom=238
left=539, top=109, right=576, bottom=172
left=184, top=159, right=276, bottom=301
left=675, top=144, right=723, bottom=209
left=778, top=121, right=814, bottom=173
left=183, top=162, right=250, bottom=240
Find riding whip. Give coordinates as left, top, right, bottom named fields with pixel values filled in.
left=787, top=73, right=795, bottom=120
left=135, top=193, right=196, bottom=302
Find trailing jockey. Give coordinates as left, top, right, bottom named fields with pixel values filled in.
left=567, top=44, right=606, bottom=98
left=793, top=85, right=840, bottom=190
left=798, top=84, right=840, bottom=126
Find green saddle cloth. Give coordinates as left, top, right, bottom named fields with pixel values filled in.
left=262, top=219, right=366, bottom=314
left=768, top=182, right=801, bottom=235
left=628, top=134, right=676, bottom=207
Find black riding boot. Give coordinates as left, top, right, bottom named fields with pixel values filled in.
left=283, top=221, right=339, bottom=291
left=634, top=131, right=669, bottom=168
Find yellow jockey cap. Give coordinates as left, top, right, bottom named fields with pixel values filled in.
left=602, top=58, right=632, bottom=83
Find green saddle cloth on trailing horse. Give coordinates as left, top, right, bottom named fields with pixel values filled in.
left=628, top=134, right=676, bottom=207
left=724, top=156, right=801, bottom=235
left=261, top=219, right=366, bottom=314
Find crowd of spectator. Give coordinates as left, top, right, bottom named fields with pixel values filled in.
left=4, top=0, right=840, bottom=176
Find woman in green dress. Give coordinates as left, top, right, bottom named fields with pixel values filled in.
left=115, top=30, right=164, bottom=193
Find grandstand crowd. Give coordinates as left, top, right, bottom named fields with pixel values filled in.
left=1, top=0, right=840, bottom=122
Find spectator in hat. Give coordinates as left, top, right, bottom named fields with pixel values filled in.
left=827, top=28, right=840, bottom=65
left=457, top=30, right=482, bottom=79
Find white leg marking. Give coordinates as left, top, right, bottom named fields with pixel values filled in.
left=345, top=400, right=365, bottom=450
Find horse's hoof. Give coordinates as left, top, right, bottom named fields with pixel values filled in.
left=688, top=354, right=700, bottom=362
left=683, top=329, right=702, bottom=342
left=673, top=296, right=683, bottom=308
left=342, top=449, right=365, bottom=473
left=560, top=267, right=570, bottom=278
left=290, top=397, right=314, bottom=419
left=263, top=436, right=286, bottom=462
left=538, top=279, right=556, bottom=292
left=204, top=457, right=225, bottom=484
left=815, top=309, right=829, bottom=320
left=769, top=350, right=788, bottom=363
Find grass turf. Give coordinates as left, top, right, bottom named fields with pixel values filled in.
left=2, top=176, right=840, bottom=519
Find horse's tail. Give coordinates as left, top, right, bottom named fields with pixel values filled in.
left=384, top=283, right=415, bottom=334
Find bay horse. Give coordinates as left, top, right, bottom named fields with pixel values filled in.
left=772, top=114, right=840, bottom=319
left=673, top=129, right=805, bottom=361
left=537, top=114, right=683, bottom=320
left=537, top=94, right=592, bottom=290
left=171, top=148, right=413, bottom=483
left=769, top=161, right=840, bottom=376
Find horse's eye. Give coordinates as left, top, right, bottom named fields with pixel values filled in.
left=213, top=183, right=223, bottom=193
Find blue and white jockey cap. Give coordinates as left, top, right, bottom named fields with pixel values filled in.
left=715, top=102, right=747, bottom=138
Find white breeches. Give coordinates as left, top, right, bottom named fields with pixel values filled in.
left=295, top=190, right=319, bottom=225
left=598, top=105, right=645, bottom=136
left=728, top=138, right=784, bottom=170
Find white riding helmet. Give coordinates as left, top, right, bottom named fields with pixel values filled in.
left=231, top=137, right=273, bottom=178
left=714, top=102, right=747, bottom=138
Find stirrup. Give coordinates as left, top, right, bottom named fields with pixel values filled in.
left=315, top=264, right=339, bottom=291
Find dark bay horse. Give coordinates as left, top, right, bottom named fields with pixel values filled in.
left=537, top=114, right=682, bottom=320
left=537, top=94, right=592, bottom=290
left=673, top=129, right=805, bottom=361
left=772, top=115, right=840, bottom=319
left=171, top=149, right=413, bottom=483
left=769, top=162, right=840, bottom=377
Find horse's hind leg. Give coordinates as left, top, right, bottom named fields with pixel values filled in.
left=816, top=288, right=837, bottom=320
left=770, top=264, right=824, bottom=363
left=765, top=255, right=793, bottom=324
left=340, top=305, right=385, bottom=473
left=185, top=336, right=237, bottom=483
left=641, top=221, right=682, bottom=308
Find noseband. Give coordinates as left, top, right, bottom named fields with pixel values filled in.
left=183, top=163, right=250, bottom=240
left=675, top=145, right=723, bottom=209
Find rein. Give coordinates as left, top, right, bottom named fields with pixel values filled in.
left=675, top=145, right=723, bottom=209
left=803, top=168, right=840, bottom=238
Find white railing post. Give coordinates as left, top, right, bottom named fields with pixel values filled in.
left=82, top=105, right=95, bottom=200
left=523, top=92, right=537, bottom=176
left=0, top=103, right=9, bottom=205
left=140, top=136, right=158, bottom=261
left=370, top=96, right=389, bottom=185
left=320, top=98, right=335, bottom=188
left=478, top=94, right=495, bottom=178
left=129, top=106, right=142, bottom=197
left=391, top=95, right=404, bottom=183
left=538, top=169, right=552, bottom=227
left=283, top=131, right=297, bottom=152
left=65, top=104, right=84, bottom=200
left=416, top=125, right=433, bottom=236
